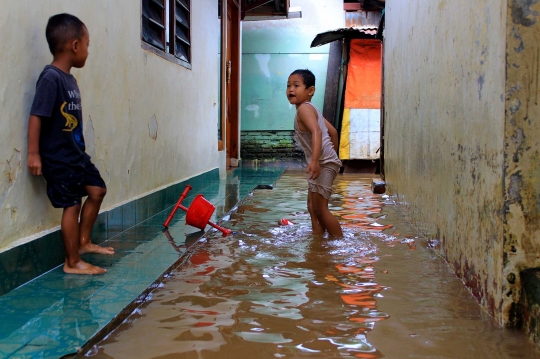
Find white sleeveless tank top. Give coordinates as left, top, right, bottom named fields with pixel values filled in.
left=294, top=102, right=342, bottom=167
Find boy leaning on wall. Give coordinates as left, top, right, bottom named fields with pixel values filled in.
left=27, top=13, right=114, bottom=275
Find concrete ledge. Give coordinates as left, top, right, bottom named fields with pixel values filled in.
left=372, top=178, right=386, bottom=194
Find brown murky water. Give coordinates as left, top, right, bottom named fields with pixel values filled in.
left=85, top=170, right=539, bottom=359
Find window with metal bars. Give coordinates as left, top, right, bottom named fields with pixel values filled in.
left=141, top=0, right=191, bottom=64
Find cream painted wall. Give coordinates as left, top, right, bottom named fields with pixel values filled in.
left=384, top=0, right=508, bottom=322
left=0, top=0, right=221, bottom=251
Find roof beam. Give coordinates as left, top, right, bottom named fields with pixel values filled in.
left=344, top=3, right=362, bottom=11
left=361, top=0, right=385, bottom=10
left=344, top=0, right=385, bottom=11
left=244, top=0, right=273, bottom=12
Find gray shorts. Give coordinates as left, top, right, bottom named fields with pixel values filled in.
left=308, top=163, right=340, bottom=200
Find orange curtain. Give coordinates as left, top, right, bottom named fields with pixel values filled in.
left=344, top=39, right=381, bottom=109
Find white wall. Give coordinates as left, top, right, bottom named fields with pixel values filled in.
left=0, top=0, right=221, bottom=251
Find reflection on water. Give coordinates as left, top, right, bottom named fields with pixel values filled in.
left=86, top=170, right=539, bottom=359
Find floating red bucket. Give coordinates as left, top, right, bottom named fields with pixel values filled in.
left=186, top=194, right=215, bottom=230
left=163, top=185, right=231, bottom=237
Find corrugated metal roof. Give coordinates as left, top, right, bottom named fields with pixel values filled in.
left=310, top=27, right=378, bottom=48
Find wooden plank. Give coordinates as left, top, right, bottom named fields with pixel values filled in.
left=323, top=41, right=343, bottom=127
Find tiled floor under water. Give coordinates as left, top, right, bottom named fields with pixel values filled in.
left=0, top=164, right=286, bottom=359
left=82, top=169, right=539, bottom=359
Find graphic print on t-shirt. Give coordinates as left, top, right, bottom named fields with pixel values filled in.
left=60, top=102, right=78, bottom=131
left=61, top=88, right=85, bottom=149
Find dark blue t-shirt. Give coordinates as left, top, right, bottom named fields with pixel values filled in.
left=30, top=65, right=89, bottom=179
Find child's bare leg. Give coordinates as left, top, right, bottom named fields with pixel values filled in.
left=311, top=192, right=343, bottom=237
left=308, top=191, right=325, bottom=235
left=79, top=185, right=114, bottom=255
left=62, top=205, right=107, bottom=274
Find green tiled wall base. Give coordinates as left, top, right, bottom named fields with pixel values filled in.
left=0, top=163, right=287, bottom=359
left=0, top=169, right=221, bottom=297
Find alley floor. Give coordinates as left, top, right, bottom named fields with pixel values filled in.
left=82, top=168, right=539, bottom=358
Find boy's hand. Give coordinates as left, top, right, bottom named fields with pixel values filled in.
left=307, top=160, right=321, bottom=180
left=28, top=153, right=42, bottom=175
left=28, top=115, right=42, bottom=175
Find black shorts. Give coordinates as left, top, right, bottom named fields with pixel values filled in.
left=45, top=159, right=106, bottom=209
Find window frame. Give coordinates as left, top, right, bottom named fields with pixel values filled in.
left=141, top=0, right=192, bottom=69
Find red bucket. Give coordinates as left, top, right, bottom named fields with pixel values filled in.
left=186, top=194, right=216, bottom=230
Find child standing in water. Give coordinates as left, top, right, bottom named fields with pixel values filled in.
left=286, top=69, right=343, bottom=236
left=28, top=14, right=114, bottom=274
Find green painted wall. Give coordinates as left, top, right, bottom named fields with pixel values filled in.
left=241, top=0, right=345, bottom=131
left=241, top=53, right=329, bottom=131
left=242, top=27, right=329, bottom=54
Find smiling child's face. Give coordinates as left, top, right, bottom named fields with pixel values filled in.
left=286, top=74, right=315, bottom=108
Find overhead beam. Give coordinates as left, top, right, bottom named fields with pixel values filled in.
left=345, top=0, right=385, bottom=11
left=344, top=3, right=362, bottom=11
left=361, top=0, right=385, bottom=9
left=244, top=0, right=273, bottom=12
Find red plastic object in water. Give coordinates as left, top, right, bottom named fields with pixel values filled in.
left=163, top=185, right=231, bottom=237
left=278, top=218, right=295, bottom=226
left=186, top=195, right=215, bottom=230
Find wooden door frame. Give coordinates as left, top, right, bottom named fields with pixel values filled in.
left=227, top=0, right=241, bottom=164
left=219, top=0, right=241, bottom=165
left=219, top=0, right=226, bottom=151
left=379, top=41, right=385, bottom=179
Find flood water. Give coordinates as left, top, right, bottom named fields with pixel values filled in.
left=85, top=170, right=539, bottom=358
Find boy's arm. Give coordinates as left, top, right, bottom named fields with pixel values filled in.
left=28, top=115, right=42, bottom=176
left=297, top=104, right=322, bottom=180
left=324, top=118, right=339, bottom=153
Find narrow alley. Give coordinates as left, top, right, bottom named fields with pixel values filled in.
left=84, top=168, right=539, bottom=358
left=1, top=0, right=540, bottom=358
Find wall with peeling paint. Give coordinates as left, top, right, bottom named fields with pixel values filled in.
left=0, top=0, right=220, bottom=251
left=384, top=0, right=509, bottom=323
left=241, top=0, right=344, bottom=131
left=504, top=0, right=540, bottom=329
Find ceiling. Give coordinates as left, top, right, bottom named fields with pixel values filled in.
left=344, top=0, right=385, bottom=11
left=241, top=0, right=385, bottom=21
left=242, top=0, right=290, bottom=20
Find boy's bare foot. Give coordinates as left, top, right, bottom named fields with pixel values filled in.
left=79, top=243, right=115, bottom=255
left=64, top=260, right=107, bottom=275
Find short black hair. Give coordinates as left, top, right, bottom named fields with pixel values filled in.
left=290, top=69, right=316, bottom=89
left=45, top=13, right=86, bottom=55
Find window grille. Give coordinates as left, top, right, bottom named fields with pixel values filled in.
left=142, top=0, right=166, bottom=50
left=172, top=0, right=190, bottom=62
left=142, top=0, right=191, bottom=64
